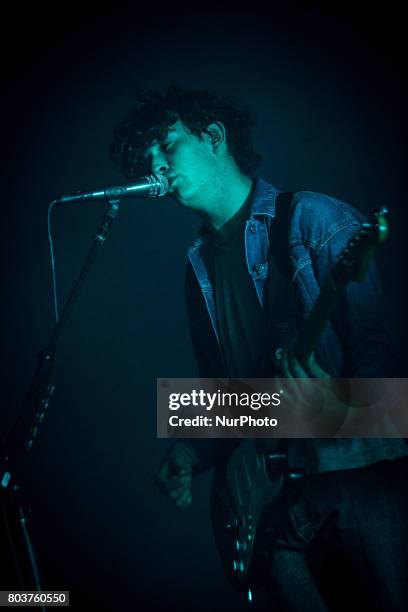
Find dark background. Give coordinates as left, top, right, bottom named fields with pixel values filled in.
left=2, top=3, right=407, bottom=610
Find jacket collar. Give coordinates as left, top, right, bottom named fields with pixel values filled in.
left=250, top=176, right=278, bottom=217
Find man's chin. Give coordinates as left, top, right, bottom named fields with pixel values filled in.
left=169, top=186, right=199, bottom=210
left=167, top=190, right=178, bottom=200
left=169, top=186, right=187, bottom=205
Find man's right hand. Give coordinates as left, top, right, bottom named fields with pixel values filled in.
left=155, top=443, right=199, bottom=509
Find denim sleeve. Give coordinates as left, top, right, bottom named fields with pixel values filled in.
left=311, top=220, right=400, bottom=377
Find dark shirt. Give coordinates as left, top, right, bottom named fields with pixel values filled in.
left=208, top=194, right=268, bottom=377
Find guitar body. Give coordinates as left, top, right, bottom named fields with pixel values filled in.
left=211, top=439, right=289, bottom=590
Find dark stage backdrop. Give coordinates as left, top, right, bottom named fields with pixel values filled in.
left=2, top=5, right=407, bottom=611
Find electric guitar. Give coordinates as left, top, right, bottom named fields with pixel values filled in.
left=211, top=208, right=389, bottom=592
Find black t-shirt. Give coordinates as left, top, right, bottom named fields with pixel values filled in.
left=207, top=191, right=268, bottom=378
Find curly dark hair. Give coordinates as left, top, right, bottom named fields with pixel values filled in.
left=109, top=85, right=261, bottom=178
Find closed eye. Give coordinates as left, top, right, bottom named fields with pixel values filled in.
left=161, top=141, right=173, bottom=151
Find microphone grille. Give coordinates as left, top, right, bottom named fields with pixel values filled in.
left=147, top=174, right=169, bottom=197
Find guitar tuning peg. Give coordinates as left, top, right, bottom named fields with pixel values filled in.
left=375, top=206, right=388, bottom=216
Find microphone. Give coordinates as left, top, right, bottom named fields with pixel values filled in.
left=54, top=174, right=169, bottom=204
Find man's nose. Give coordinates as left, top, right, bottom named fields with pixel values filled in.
left=152, top=153, right=169, bottom=176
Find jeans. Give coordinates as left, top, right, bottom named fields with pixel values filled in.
left=267, top=456, right=408, bottom=611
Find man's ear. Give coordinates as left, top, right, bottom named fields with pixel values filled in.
left=203, top=122, right=226, bottom=152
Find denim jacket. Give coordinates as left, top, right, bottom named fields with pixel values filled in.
left=184, top=177, right=406, bottom=473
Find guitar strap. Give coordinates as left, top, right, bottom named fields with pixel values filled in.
left=261, top=190, right=297, bottom=371
left=262, top=191, right=307, bottom=471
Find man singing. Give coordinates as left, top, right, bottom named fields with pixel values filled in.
left=110, top=86, right=408, bottom=611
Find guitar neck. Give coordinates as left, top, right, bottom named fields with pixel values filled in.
left=293, top=208, right=389, bottom=365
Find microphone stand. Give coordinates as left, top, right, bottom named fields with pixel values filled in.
left=0, top=198, right=121, bottom=596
